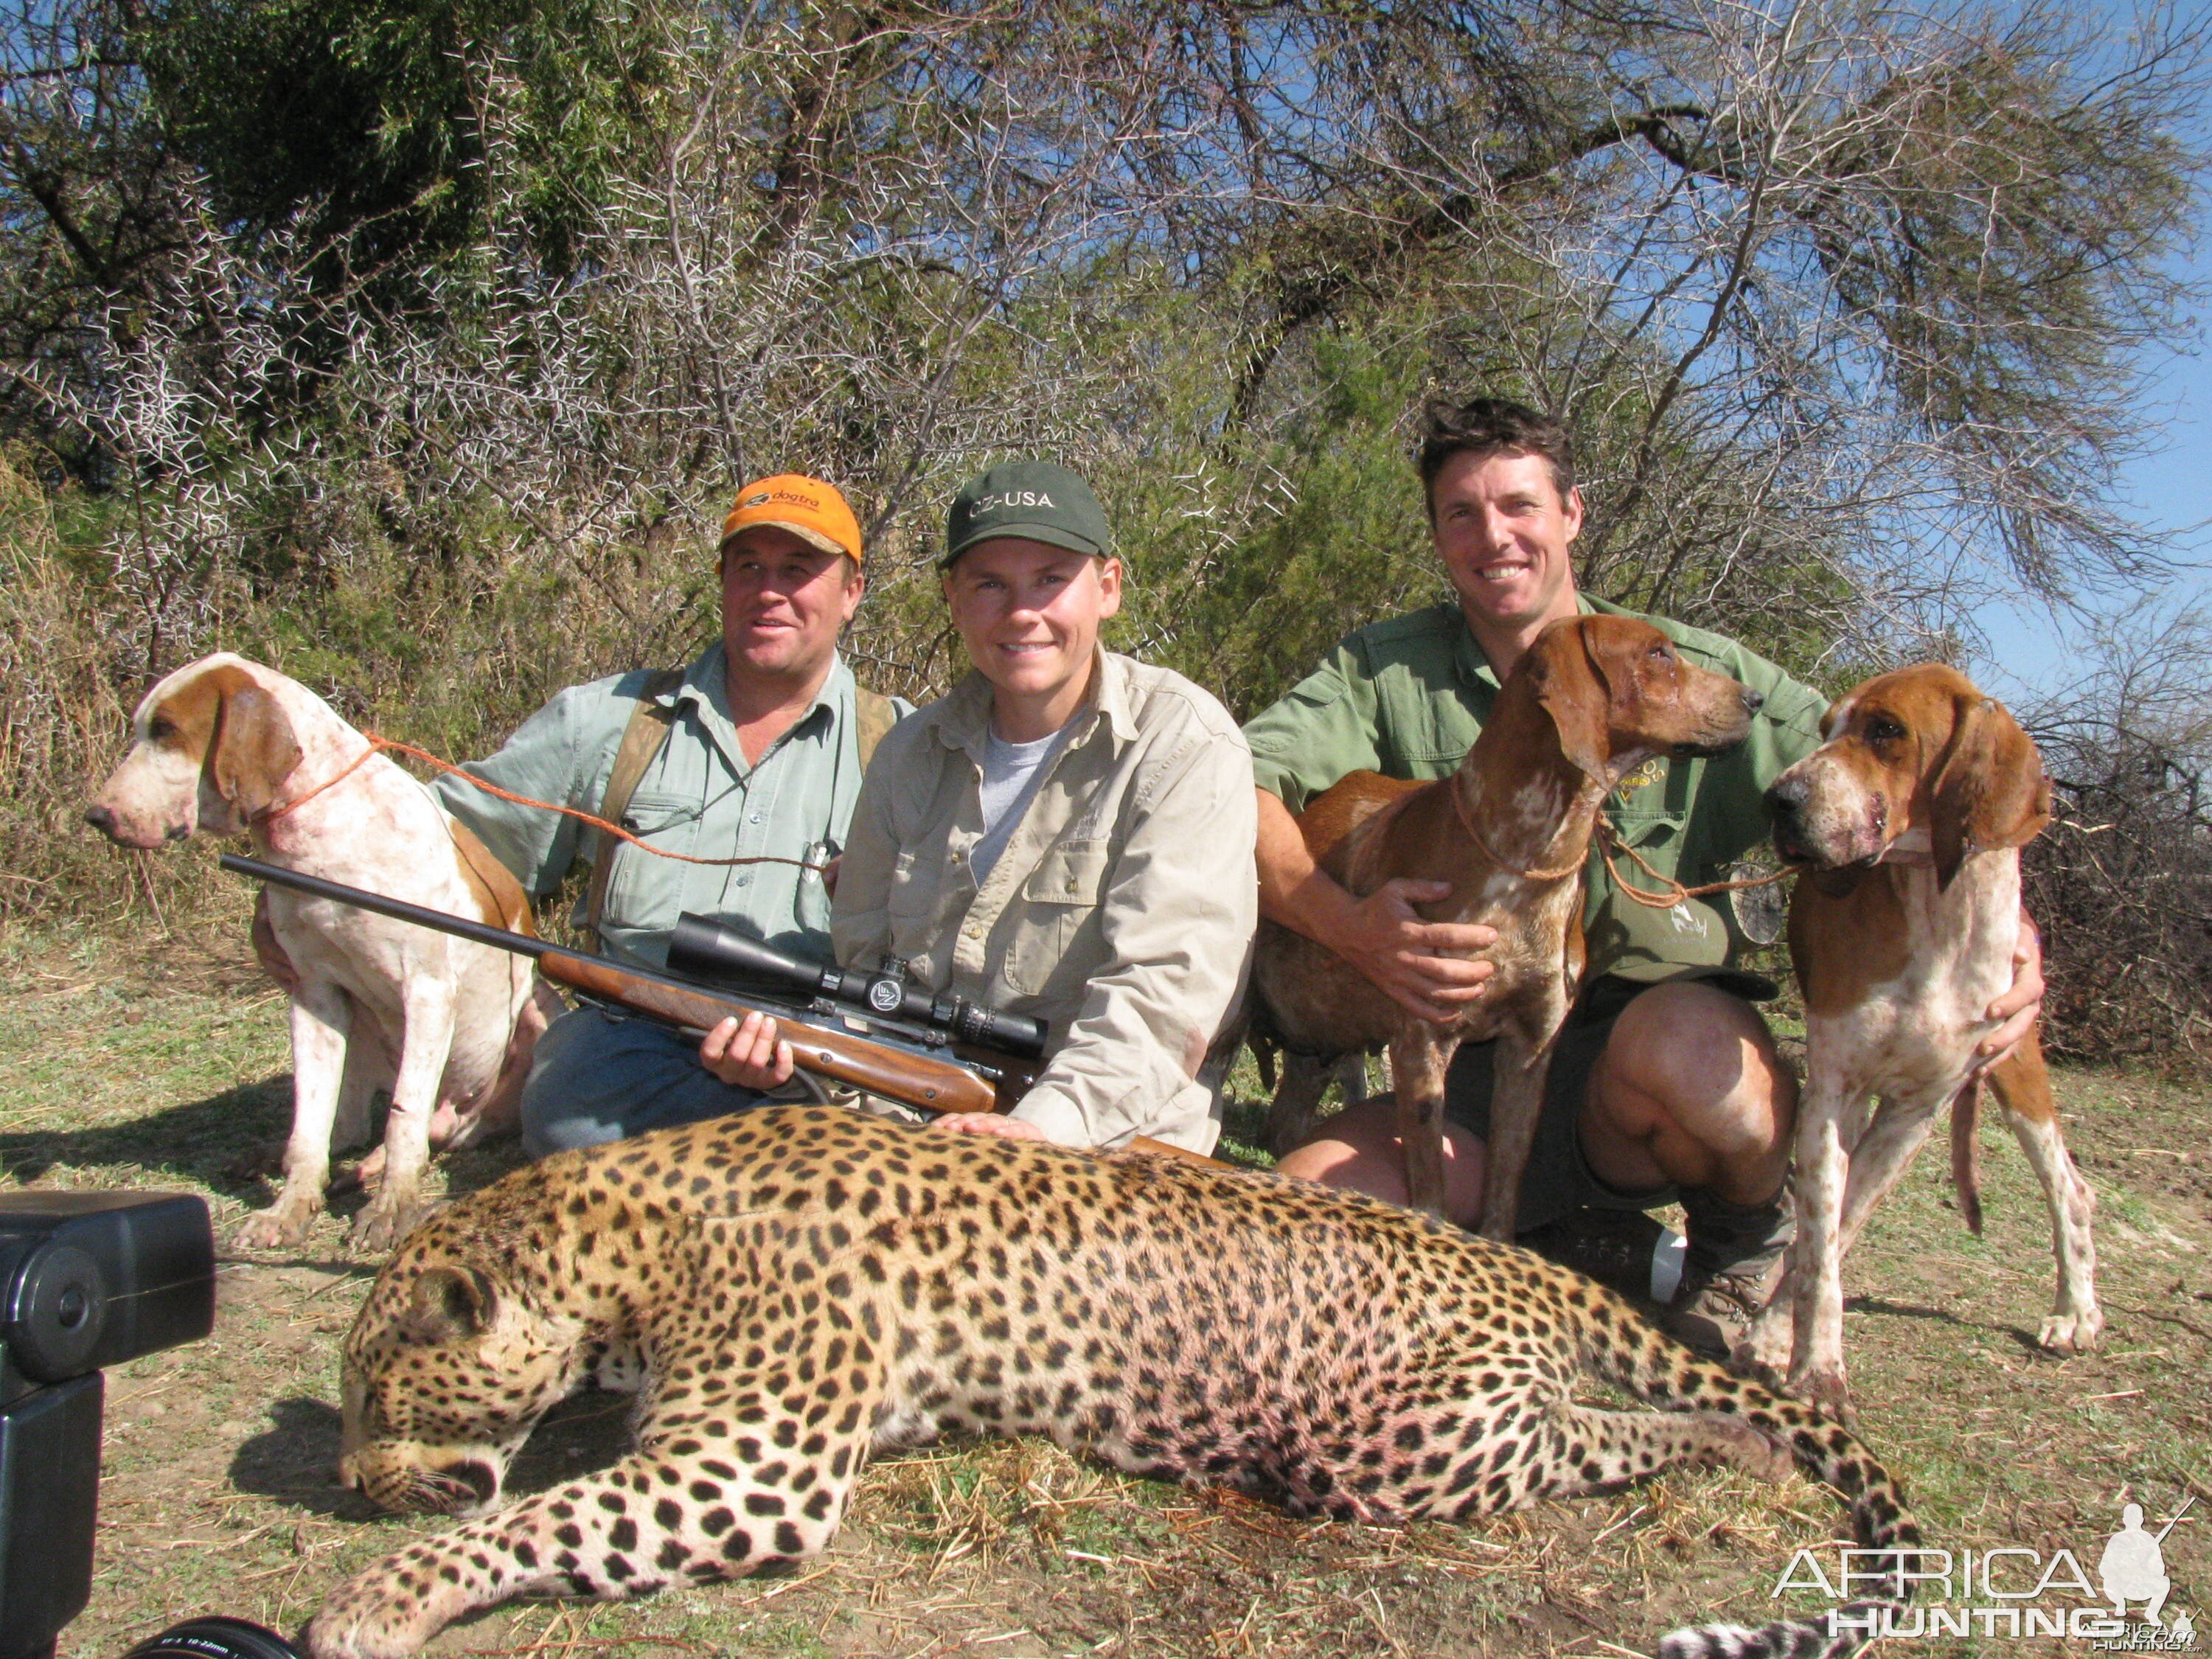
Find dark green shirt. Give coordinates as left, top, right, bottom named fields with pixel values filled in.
left=1244, top=596, right=1829, bottom=987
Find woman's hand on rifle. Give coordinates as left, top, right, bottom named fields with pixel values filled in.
left=700, top=1010, right=796, bottom=1092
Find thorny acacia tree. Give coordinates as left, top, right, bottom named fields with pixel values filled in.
left=1, top=0, right=2206, bottom=953
left=2023, top=606, right=2212, bottom=1066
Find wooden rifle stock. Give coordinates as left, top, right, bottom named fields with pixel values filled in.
left=538, top=951, right=1008, bottom=1116
left=219, top=852, right=1217, bottom=1166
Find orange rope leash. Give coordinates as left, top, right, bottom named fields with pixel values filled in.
left=1595, top=817, right=1792, bottom=910
left=257, top=735, right=829, bottom=873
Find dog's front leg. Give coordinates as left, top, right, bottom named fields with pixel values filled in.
left=1476, top=1019, right=1563, bottom=1244
left=1267, top=1051, right=1335, bottom=1156
left=1783, top=1077, right=1857, bottom=1418
left=1831, top=1099, right=1944, bottom=1262
left=1388, top=1026, right=1458, bottom=1219
left=348, top=967, right=458, bottom=1253
left=237, top=984, right=353, bottom=1250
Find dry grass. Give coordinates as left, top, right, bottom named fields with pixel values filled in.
left=2, top=921, right=2206, bottom=1658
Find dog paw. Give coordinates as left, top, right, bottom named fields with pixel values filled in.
left=234, top=1201, right=315, bottom=1251
left=1790, top=1366, right=1858, bottom=1428
left=1732, top=1309, right=1793, bottom=1379
left=347, top=1193, right=435, bottom=1255
left=2039, top=1308, right=2105, bottom=1353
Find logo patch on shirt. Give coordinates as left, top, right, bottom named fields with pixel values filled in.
left=1612, top=757, right=1666, bottom=801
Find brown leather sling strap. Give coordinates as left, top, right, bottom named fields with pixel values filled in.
left=581, top=669, right=897, bottom=947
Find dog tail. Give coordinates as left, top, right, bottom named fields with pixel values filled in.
left=1575, top=1290, right=1922, bottom=1659
left=1950, top=1077, right=1984, bottom=1236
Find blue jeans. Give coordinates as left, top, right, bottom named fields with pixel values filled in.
left=520, top=1005, right=772, bottom=1158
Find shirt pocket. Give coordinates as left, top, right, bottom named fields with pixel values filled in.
left=1007, top=838, right=1113, bottom=998
left=600, top=791, right=703, bottom=937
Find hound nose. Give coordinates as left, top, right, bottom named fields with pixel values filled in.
left=1765, top=773, right=1809, bottom=815
left=83, top=804, right=116, bottom=834
left=1740, top=686, right=1765, bottom=715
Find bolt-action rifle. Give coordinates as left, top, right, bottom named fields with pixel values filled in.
left=218, top=852, right=1217, bottom=1164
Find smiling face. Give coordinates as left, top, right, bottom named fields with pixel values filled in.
left=720, top=526, right=863, bottom=687
left=1430, top=448, right=1584, bottom=667
left=942, top=538, right=1122, bottom=740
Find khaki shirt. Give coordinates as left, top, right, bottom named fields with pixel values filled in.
left=1244, top=597, right=1829, bottom=987
left=434, top=646, right=905, bottom=970
left=834, top=652, right=1258, bottom=1152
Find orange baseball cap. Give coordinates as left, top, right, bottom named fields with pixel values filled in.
left=719, top=474, right=863, bottom=563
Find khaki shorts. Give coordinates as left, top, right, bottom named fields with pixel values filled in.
left=1442, top=973, right=1770, bottom=1235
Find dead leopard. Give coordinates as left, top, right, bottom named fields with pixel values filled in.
left=311, top=1107, right=1918, bottom=1659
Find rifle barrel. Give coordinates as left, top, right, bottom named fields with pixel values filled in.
left=220, top=852, right=557, bottom=962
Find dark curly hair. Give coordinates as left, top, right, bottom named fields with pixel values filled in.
left=1416, top=397, right=1576, bottom=517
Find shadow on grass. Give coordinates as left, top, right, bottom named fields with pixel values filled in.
left=0, top=1075, right=532, bottom=1208
left=1846, top=1294, right=2059, bottom=1358
left=0, top=1076, right=293, bottom=1192
left=230, top=1397, right=377, bottom=1520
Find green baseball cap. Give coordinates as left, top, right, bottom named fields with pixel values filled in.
left=943, top=459, right=1110, bottom=568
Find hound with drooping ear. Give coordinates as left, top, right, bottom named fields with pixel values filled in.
left=1752, top=664, right=2098, bottom=1416
left=87, top=653, right=555, bottom=1252
left=1248, top=613, right=1762, bottom=1234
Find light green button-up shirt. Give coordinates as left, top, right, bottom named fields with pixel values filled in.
left=432, top=644, right=904, bottom=970
left=1244, top=596, right=1829, bottom=988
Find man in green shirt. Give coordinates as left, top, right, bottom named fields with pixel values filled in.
left=1249, top=397, right=2044, bottom=1354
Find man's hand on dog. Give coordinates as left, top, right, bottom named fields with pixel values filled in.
left=1973, top=908, right=2045, bottom=1076
left=1329, top=877, right=1497, bottom=1025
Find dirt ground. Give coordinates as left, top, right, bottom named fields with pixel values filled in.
left=2, top=919, right=2207, bottom=1659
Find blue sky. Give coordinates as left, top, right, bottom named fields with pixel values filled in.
left=1969, top=147, right=2211, bottom=703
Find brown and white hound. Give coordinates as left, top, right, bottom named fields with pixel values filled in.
left=1750, top=664, right=2100, bottom=1413
left=87, top=653, right=555, bottom=1252
left=1251, top=613, right=1760, bottom=1235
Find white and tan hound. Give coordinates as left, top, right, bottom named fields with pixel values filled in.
left=88, top=653, right=554, bottom=1251
left=1750, top=663, right=2099, bottom=1414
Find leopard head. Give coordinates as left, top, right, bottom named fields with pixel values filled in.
left=338, top=1255, right=585, bottom=1517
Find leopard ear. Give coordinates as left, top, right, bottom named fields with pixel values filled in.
left=400, top=1266, right=495, bottom=1346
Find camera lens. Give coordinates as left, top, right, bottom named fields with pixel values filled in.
left=122, top=1618, right=306, bottom=1659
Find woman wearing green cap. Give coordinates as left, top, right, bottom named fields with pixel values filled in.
left=698, top=459, right=1257, bottom=1153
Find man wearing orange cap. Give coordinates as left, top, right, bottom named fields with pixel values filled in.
left=424, top=474, right=908, bottom=1155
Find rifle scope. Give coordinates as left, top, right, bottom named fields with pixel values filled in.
left=667, top=916, right=1048, bottom=1061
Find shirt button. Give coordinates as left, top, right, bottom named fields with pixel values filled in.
left=750, top=813, right=762, bottom=824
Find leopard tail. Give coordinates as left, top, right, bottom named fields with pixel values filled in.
left=1574, top=1289, right=1923, bottom=1659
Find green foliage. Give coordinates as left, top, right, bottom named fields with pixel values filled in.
left=143, top=0, right=666, bottom=285
left=1118, top=325, right=1444, bottom=721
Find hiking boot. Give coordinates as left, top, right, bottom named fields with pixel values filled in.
left=1660, top=1186, right=1792, bottom=1358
